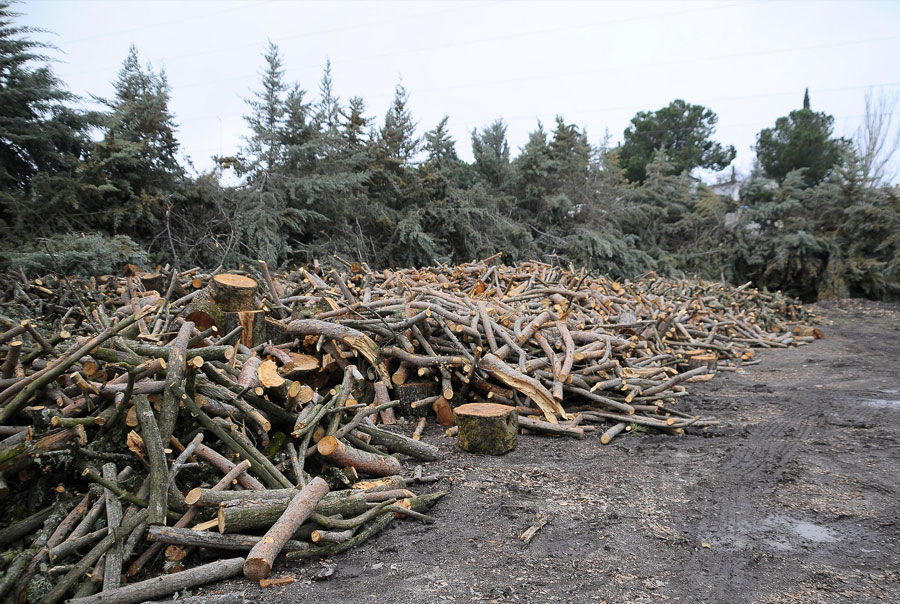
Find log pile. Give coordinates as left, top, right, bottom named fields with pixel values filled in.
left=0, top=257, right=819, bottom=602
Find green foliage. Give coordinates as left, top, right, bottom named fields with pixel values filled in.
left=0, top=232, right=147, bottom=276
left=755, top=91, right=848, bottom=186
left=0, top=1, right=92, bottom=234
left=618, top=99, right=735, bottom=183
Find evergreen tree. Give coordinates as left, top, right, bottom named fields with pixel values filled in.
left=0, top=1, right=91, bottom=233
left=755, top=90, right=848, bottom=186
left=378, top=81, right=418, bottom=162
left=618, top=99, right=735, bottom=183
left=471, top=119, right=511, bottom=190
left=79, top=44, right=182, bottom=237
left=241, top=41, right=286, bottom=175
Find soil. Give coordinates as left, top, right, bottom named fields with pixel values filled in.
left=210, top=300, right=900, bottom=603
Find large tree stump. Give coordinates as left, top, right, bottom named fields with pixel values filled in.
left=454, top=403, right=518, bottom=455
left=209, top=274, right=258, bottom=312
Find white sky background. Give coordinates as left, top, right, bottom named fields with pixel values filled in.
left=18, top=0, right=900, bottom=181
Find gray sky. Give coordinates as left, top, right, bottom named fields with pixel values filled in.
left=18, top=0, right=900, bottom=180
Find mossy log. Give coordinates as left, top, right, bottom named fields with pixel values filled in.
left=454, top=403, right=518, bottom=455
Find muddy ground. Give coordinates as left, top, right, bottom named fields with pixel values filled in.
left=212, top=300, right=900, bottom=603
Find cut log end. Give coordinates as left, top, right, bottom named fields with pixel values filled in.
left=242, top=558, right=271, bottom=581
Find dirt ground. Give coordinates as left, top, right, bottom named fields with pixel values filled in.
left=213, top=300, right=900, bottom=604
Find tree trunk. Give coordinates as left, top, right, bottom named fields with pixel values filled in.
left=454, top=403, right=518, bottom=455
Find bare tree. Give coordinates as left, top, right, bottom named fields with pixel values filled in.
left=855, top=88, right=900, bottom=186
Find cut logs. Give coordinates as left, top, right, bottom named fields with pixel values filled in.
left=0, top=257, right=819, bottom=602
left=454, top=403, right=519, bottom=455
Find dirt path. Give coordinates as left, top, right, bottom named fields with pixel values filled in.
left=217, top=302, right=900, bottom=603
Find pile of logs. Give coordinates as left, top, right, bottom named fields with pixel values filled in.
left=0, top=257, right=819, bottom=602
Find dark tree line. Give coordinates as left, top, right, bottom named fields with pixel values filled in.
left=1, top=3, right=898, bottom=301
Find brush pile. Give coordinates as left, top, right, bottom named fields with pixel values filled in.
left=0, top=257, right=819, bottom=604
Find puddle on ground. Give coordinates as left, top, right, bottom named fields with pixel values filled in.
left=864, top=398, right=900, bottom=410
left=707, top=515, right=840, bottom=551
left=791, top=521, right=839, bottom=542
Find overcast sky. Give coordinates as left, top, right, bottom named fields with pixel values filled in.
left=18, top=0, right=900, bottom=180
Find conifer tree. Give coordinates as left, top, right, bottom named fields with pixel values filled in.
left=0, top=1, right=91, bottom=233
left=471, top=119, right=511, bottom=190
left=79, top=44, right=182, bottom=237
left=378, top=81, right=418, bottom=162
left=755, top=90, right=849, bottom=186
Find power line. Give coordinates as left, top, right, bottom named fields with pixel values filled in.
left=58, top=0, right=273, bottom=45
left=147, top=1, right=761, bottom=91
left=63, top=0, right=503, bottom=77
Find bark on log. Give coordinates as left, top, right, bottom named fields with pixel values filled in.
left=217, top=491, right=367, bottom=534
left=355, top=424, right=441, bottom=461
left=454, top=403, right=518, bottom=455
left=517, top=415, right=584, bottom=439
left=224, top=311, right=265, bottom=348
left=102, top=463, right=124, bottom=591
left=601, top=422, right=627, bottom=445
left=243, top=476, right=329, bottom=580
left=132, top=395, right=167, bottom=525
left=209, top=274, right=258, bottom=312
left=146, top=526, right=309, bottom=553
left=316, top=436, right=403, bottom=477
left=64, top=557, right=244, bottom=604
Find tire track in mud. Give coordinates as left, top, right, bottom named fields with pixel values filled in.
left=678, top=386, right=818, bottom=602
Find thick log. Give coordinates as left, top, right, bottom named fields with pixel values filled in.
left=454, top=403, right=518, bottom=455
left=102, top=463, right=124, bottom=591
left=394, top=380, right=440, bottom=417
left=209, top=274, right=258, bottom=311
left=64, top=557, right=244, bottom=604
left=243, top=476, right=329, bottom=580
left=316, top=436, right=403, bottom=477
left=160, top=321, right=193, bottom=443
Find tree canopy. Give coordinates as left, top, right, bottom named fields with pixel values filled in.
left=618, top=99, right=736, bottom=183
left=755, top=89, right=848, bottom=186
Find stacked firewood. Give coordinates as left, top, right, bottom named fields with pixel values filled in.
left=0, top=258, right=819, bottom=603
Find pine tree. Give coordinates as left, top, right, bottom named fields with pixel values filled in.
left=0, top=1, right=91, bottom=233
left=241, top=41, right=286, bottom=175
left=378, top=81, right=418, bottom=162
left=755, top=90, right=849, bottom=186
left=471, top=119, right=511, bottom=190
left=79, top=44, right=182, bottom=237
left=618, top=99, right=736, bottom=183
